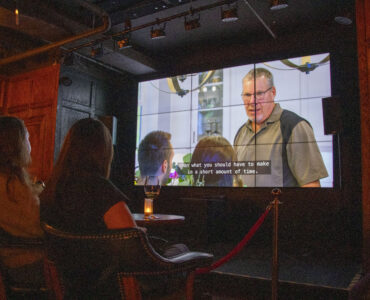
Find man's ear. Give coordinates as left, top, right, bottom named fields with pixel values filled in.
left=271, top=86, right=277, bottom=97
left=161, top=160, right=168, bottom=174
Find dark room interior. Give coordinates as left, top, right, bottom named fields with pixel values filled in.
left=0, top=0, right=369, bottom=299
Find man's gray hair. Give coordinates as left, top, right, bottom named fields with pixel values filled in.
left=243, top=67, right=274, bottom=87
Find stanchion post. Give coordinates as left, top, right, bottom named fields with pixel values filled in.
left=271, top=188, right=282, bottom=300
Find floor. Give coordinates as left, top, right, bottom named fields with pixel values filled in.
left=193, top=238, right=362, bottom=300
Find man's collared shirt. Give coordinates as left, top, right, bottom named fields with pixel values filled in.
left=234, top=104, right=328, bottom=187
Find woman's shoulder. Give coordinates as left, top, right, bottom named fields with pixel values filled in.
left=95, top=176, right=128, bottom=199
left=74, top=174, right=128, bottom=200
left=0, top=172, right=38, bottom=203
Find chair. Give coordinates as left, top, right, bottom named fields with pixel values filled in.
left=41, top=222, right=214, bottom=300
left=0, top=228, right=48, bottom=300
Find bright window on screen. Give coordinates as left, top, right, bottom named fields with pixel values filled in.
left=135, top=53, right=333, bottom=188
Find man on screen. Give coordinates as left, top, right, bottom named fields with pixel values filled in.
left=234, top=67, right=328, bottom=187
left=137, top=130, right=174, bottom=185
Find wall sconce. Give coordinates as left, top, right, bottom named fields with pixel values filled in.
left=59, top=76, right=72, bottom=87
left=151, top=22, right=166, bottom=39
left=144, top=198, right=153, bottom=219
left=184, top=15, right=200, bottom=31
left=334, top=10, right=353, bottom=25
left=270, top=0, right=288, bottom=10
left=221, top=5, right=238, bottom=22
left=15, top=8, right=19, bottom=26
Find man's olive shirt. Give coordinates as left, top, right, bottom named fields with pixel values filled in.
left=234, top=104, right=328, bottom=187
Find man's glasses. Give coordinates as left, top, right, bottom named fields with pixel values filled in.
left=241, top=87, right=272, bottom=101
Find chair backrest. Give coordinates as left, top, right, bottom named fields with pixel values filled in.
left=41, top=224, right=166, bottom=298
left=41, top=224, right=163, bottom=271
left=0, top=269, right=6, bottom=300
left=43, top=258, right=64, bottom=300
left=41, top=223, right=214, bottom=299
left=0, top=227, right=47, bottom=299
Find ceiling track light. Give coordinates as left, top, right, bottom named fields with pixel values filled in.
left=111, top=19, right=133, bottom=49
left=270, top=0, right=288, bottom=10
left=221, top=5, right=238, bottom=22
left=184, top=15, right=200, bottom=31
left=124, top=19, right=132, bottom=30
left=61, top=0, right=261, bottom=55
left=113, top=34, right=132, bottom=49
left=90, top=44, right=104, bottom=58
left=151, top=22, right=166, bottom=40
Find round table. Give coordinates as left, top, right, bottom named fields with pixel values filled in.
left=133, top=213, right=185, bottom=226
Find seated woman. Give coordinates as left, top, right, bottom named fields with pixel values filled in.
left=191, top=135, right=242, bottom=187
left=0, top=116, right=45, bottom=287
left=40, top=118, right=187, bottom=298
left=41, top=118, right=135, bottom=233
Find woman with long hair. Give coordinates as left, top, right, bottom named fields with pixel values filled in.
left=0, top=115, right=44, bottom=286
left=41, top=118, right=137, bottom=298
left=41, top=118, right=136, bottom=232
left=41, top=118, right=188, bottom=298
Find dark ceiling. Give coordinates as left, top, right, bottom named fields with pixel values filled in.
left=0, top=0, right=356, bottom=78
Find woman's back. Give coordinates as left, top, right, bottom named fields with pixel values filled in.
left=0, top=116, right=44, bottom=287
left=41, top=172, right=130, bottom=233
left=0, top=173, right=42, bottom=238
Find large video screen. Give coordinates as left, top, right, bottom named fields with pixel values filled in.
left=135, top=53, right=333, bottom=188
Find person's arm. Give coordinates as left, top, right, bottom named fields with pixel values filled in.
left=302, top=180, right=321, bottom=187
left=287, top=122, right=328, bottom=187
left=103, top=201, right=137, bottom=229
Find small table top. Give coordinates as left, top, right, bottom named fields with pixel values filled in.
left=133, top=213, right=185, bottom=226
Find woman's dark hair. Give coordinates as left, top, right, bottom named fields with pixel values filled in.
left=43, top=118, right=113, bottom=203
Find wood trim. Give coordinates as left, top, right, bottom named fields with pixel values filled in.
left=0, top=80, right=5, bottom=113
left=121, top=276, right=142, bottom=300
left=356, top=0, right=370, bottom=273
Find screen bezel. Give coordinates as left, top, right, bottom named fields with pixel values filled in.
left=134, top=51, right=337, bottom=190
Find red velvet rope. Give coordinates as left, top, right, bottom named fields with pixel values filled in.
left=195, top=205, right=272, bottom=274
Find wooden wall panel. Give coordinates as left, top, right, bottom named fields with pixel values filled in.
left=5, top=78, right=32, bottom=112
left=356, top=0, right=370, bottom=273
left=3, top=64, right=60, bottom=181
left=0, top=80, right=5, bottom=112
left=32, top=71, right=59, bottom=108
left=366, top=0, right=370, bottom=42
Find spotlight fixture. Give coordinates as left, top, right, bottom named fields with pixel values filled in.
left=184, top=15, right=200, bottom=31
left=124, top=19, right=132, bottom=30
left=150, top=23, right=166, bottom=40
left=90, top=44, right=103, bottom=58
left=270, top=0, right=288, bottom=10
left=113, top=34, right=132, bottom=49
left=61, top=53, right=74, bottom=66
left=221, top=5, right=238, bottom=22
left=117, top=37, right=131, bottom=49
